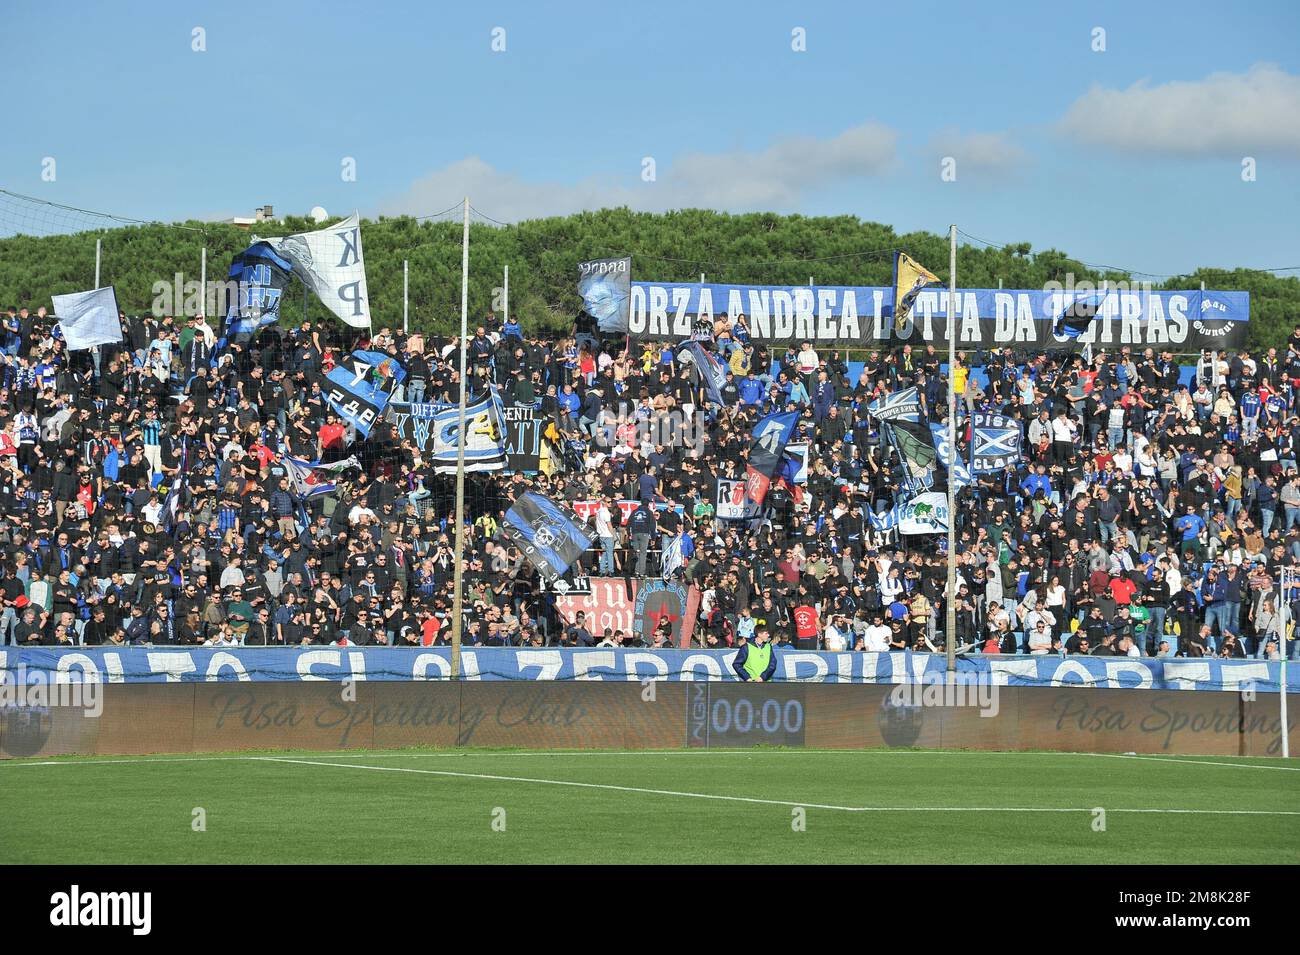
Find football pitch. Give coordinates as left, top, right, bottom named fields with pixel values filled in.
left=3, top=748, right=1297, bottom=864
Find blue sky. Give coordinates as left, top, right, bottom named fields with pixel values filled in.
left=3, top=0, right=1299, bottom=275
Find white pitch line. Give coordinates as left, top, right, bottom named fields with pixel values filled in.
left=3, top=748, right=1297, bottom=771
left=1080, top=752, right=1300, bottom=773
left=251, top=756, right=1300, bottom=816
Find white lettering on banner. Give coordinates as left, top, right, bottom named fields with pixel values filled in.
left=624, top=652, right=670, bottom=681
left=782, top=652, right=829, bottom=682
left=817, top=288, right=836, bottom=340
left=573, top=651, right=617, bottom=680
left=297, top=649, right=341, bottom=680
left=836, top=653, right=853, bottom=683
left=1049, top=660, right=1102, bottom=686
left=628, top=286, right=646, bottom=333
left=1168, top=295, right=1189, bottom=341
left=697, top=287, right=714, bottom=324
left=962, top=292, right=981, bottom=342
left=679, top=653, right=724, bottom=681
left=917, top=291, right=936, bottom=340
left=793, top=288, right=814, bottom=340
left=1160, top=660, right=1212, bottom=690
left=773, top=290, right=794, bottom=338
left=671, top=287, right=691, bottom=336
left=148, top=652, right=197, bottom=682
left=1215, top=663, right=1270, bottom=693
left=995, top=292, right=1014, bottom=341
left=348, top=651, right=368, bottom=682
left=516, top=650, right=562, bottom=681
left=103, top=653, right=125, bottom=682
left=649, top=286, right=668, bottom=336
left=412, top=653, right=449, bottom=680
left=1015, top=294, right=1035, bottom=342
left=205, top=652, right=250, bottom=681
left=1121, top=292, right=1142, bottom=343
left=841, top=291, right=860, bottom=339
left=626, top=283, right=1242, bottom=347
left=1103, top=659, right=1154, bottom=689
left=986, top=658, right=1040, bottom=685
left=748, top=290, right=770, bottom=338
left=1148, top=295, right=1168, bottom=342
left=56, top=653, right=101, bottom=684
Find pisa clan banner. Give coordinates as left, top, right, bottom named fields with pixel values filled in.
left=627, top=282, right=1249, bottom=350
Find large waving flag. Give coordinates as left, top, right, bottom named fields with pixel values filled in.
left=50, top=287, right=123, bottom=351
left=928, top=422, right=974, bottom=489
left=224, top=242, right=295, bottom=339
left=499, top=492, right=595, bottom=584
left=1051, top=290, right=1106, bottom=343
left=866, top=386, right=921, bottom=423
left=260, top=213, right=371, bottom=328
left=577, top=257, right=632, bottom=334
left=284, top=456, right=361, bottom=498
left=744, top=410, right=800, bottom=514
left=319, top=350, right=406, bottom=439
left=675, top=340, right=727, bottom=407
left=424, top=387, right=507, bottom=474
left=885, top=419, right=938, bottom=493
left=661, top=532, right=686, bottom=580
left=892, top=252, right=940, bottom=333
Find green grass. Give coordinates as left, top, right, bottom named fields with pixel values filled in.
left=2, top=748, right=1297, bottom=864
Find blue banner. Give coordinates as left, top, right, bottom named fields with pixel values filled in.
left=4, top=648, right=1294, bottom=692
left=500, top=492, right=594, bottom=583
left=628, top=282, right=1249, bottom=349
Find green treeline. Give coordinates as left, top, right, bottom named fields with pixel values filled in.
left=1, top=207, right=1295, bottom=349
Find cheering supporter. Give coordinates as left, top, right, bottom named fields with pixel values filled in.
left=2, top=301, right=1300, bottom=663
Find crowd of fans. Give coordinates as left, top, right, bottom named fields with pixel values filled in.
left=2, top=298, right=1299, bottom=662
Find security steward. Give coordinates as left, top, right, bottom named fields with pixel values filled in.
left=731, top=625, right=778, bottom=682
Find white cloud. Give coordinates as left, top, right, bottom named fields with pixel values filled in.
left=1058, top=63, right=1300, bottom=157
left=926, top=129, right=1028, bottom=176
left=378, top=122, right=898, bottom=221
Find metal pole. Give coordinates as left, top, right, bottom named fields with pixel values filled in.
left=94, top=238, right=101, bottom=287
left=451, top=197, right=470, bottom=680
left=503, top=264, right=509, bottom=326
left=403, top=259, right=409, bottom=335
left=1281, top=569, right=1291, bottom=758
left=200, top=247, right=207, bottom=320
left=946, top=224, right=958, bottom=673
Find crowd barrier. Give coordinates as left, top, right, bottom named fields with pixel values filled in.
left=2, top=647, right=1297, bottom=692
left=1, top=680, right=1291, bottom=759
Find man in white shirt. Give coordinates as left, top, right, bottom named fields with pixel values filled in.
left=863, top=613, right=892, bottom=652
left=595, top=499, right=616, bottom=574
left=823, top=614, right=850, bottom=652
left=1026, top=620, right=1053, bottom=654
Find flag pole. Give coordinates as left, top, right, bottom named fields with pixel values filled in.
left=451, top=197, right=470, bottom=680
left=403, top=259, right=409, bottom=335
left=1281, top=568, right=1291, bottom=758
left=94, top=237, right=102, bottom=287
left=946, top=224, right=957, bottom=674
